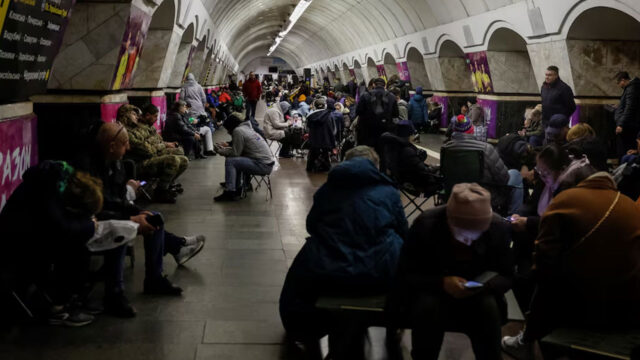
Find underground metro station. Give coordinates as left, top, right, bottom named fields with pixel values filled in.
left=0, top=0, right=639, bottom=359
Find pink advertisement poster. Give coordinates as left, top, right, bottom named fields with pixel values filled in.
left=396, top=62, right=411, bottom=83
left=101, top=102, right=128, bottom=123
left=0, top=114, right=39, bottom=211
left=465, top=51, right=494, bottom=94
left=151, top=96, right=167, bottom=133
left=111, top=6, right=152, bottom=90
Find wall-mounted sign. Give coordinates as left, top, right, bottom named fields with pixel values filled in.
left=0, top=0, right=75, bottom=103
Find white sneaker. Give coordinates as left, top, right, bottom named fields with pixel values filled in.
left=184, top=235, right=205, bottom=247
left=501, top=331, right=534, bottom=360
left=174, top=237, right=205, bottom=265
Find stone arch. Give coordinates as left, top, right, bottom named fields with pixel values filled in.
left=406, top=46, right=431, bottom=90
left=353, top=59, right=365, bottom=84
left=564, top=6, right=640, bottom=96
left=437, top=40, right=473, bottom=92
left=189, top=34, right=209, bottom=81
left=168, top=22, right=195, bottom=87
left=383, top=51, right=397, bottom=81
left=132, top=0, right=177, bottom=88
left=365, top=57, right=377, bottom=84
left=486, top=28, right=537, bottom=93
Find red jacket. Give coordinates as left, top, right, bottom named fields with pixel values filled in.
left=242, top=78, right=262, bottom=101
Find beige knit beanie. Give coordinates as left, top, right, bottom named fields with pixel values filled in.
left=446, top=183, right=493, bottom=232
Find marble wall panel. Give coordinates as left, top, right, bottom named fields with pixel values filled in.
left=168, top=42, right=192, bottom=87
left=406, top=57, right=432, bottom=89
left=486, top=51, right=538, bottom=94
left=424, top=57, right=445, bottom=91
left=438, top=57, right=473, bottom=91
left=568, top=40, right=640, bottom=97
left=527, top=40, right=574, bottom=90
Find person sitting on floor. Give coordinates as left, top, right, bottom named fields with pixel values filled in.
left=544, top=114, right=570, bottom=146
left=442, top=115, right=524, bottom=214
left=0, top=161, right=104, bottom=327
left=280, top=146, right=408, bottom=359
left=379, top=120, right=440, bottom=197
left=502, top=172, right=640, bottom=358
left=389, top=183, right=514, bottom=360
left=263, top=101, right=294, bottom=158
left=214, top=113, right=275, bottom=202
left=73, top=122, right=205, bottom=317
left=518, top=106, right=544, bottom=147
left=118, top=104, right=189, bottom=203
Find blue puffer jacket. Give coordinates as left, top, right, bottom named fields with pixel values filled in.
left=294, top=157, right=407, bottom=287
left=408, top=93, right=428, bottom=125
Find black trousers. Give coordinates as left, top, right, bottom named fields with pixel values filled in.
left=410, top=292, right=503, bottom=360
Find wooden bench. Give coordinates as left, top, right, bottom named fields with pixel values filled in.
left=541, top=328, right=640, bottom=359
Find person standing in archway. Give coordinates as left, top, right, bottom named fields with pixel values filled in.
left=540, top=65, right=576, bottom=129
left=614, top=71, right=640, bottom=158
left=243, top=71, right=262, bottom=121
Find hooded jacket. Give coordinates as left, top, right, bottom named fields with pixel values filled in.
left=280, top=158, right=407, bottom=306
left=263, top=101, right=290, bottom=141
left=615, top=77, right=640, bottom=131
left=306, top=108, right=335, bottom=149
left=180, top=74, right=207, bottom=116
left=408, top=93, right=428, bottom=125
left=218, top=120, right=274, bottom=165
left=534, top=173, right=640, bottom=324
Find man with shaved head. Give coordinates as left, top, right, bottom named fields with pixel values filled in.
left=74, top=121, right=205, bottom=318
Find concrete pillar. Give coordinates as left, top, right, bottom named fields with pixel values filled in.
left=134, top=29, right=182, bottom=88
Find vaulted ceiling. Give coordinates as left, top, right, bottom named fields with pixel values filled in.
left=206, top=0, right=523, bottom=70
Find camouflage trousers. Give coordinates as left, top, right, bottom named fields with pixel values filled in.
left=138, top=155, right=189, bottom=189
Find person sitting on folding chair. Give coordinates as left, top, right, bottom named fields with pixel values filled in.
left=214, top=113, right=275, bottom=202
left=280, top=146, right=408, bottom=359
left=380, top=120, right=441, bottom=198
left=442, top=115, right=524, bottom=214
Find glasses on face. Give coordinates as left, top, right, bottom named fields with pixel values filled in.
left=110, top=124, right=125, bottom=144
left=534, top=166, right=551, bottom=178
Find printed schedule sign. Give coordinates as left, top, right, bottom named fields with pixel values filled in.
left=0, top=0, right=74, bottom=102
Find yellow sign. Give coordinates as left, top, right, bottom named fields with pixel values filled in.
left=0, top=0, right=11, bottom=36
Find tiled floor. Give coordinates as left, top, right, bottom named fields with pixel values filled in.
left=0, top=126, right=528, bottom=359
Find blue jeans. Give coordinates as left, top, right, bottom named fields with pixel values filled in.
left=224, top=157, right=273, bottom=191
left=621, top=154, right=638, bottom=164
left=508, top=169, right=524, bottom=215
left=101, top=245, right=127, bottom=293
left=144, top=212, right=185, bottom=280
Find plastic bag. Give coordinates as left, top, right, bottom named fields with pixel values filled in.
left=86, top=220, right=139, bottom=252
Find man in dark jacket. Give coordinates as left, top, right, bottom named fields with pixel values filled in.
left=73, top=122, right=205, bottom=317
left=242, top=71, right=262, bottom=120
left=163, top=100, right=203, bottom=158
left=280, top=147, right=408, bottom=359
left=355, top=77, right=399, bottom=149
left=614, top=71, right=640, bottom=157
left=540, top=66, right=576, bottom=127
left=389, top=183, right=514, bottom=359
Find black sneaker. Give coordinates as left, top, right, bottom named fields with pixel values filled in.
left=204, top=150, right=217, bottom=156
left=214, top=190, right=241, bottom=202
left=144, top=276, right=183, bottom=296
left=48, top=306, right=94, bottom=327
left=103, top=292, right=136, bottom=318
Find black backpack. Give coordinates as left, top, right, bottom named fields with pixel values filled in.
left=369, top=91, right=388, bottom=120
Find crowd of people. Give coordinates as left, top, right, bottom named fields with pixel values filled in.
left=1, top=66, right=639, bottom=360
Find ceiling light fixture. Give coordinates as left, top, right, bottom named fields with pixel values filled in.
left=267, top=0, right=312, bottom=56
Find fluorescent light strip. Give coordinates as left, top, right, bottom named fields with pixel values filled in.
left=268, top=0, right=312, bottom=56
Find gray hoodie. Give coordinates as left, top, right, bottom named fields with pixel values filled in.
left=220, top=121, right=274, bottom=165
left=180, top=73, right=207, bottom=116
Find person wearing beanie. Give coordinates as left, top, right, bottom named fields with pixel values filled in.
left=379, top=121, right=441, bottom=197
left=544, top=113, right=570, bottom=146
left=388, top=183, right=514, bottom=359
left=442, top=117, right=524, bottom=214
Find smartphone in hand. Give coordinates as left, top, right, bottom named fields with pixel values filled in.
left=463, top=281, right=484, bottom=289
